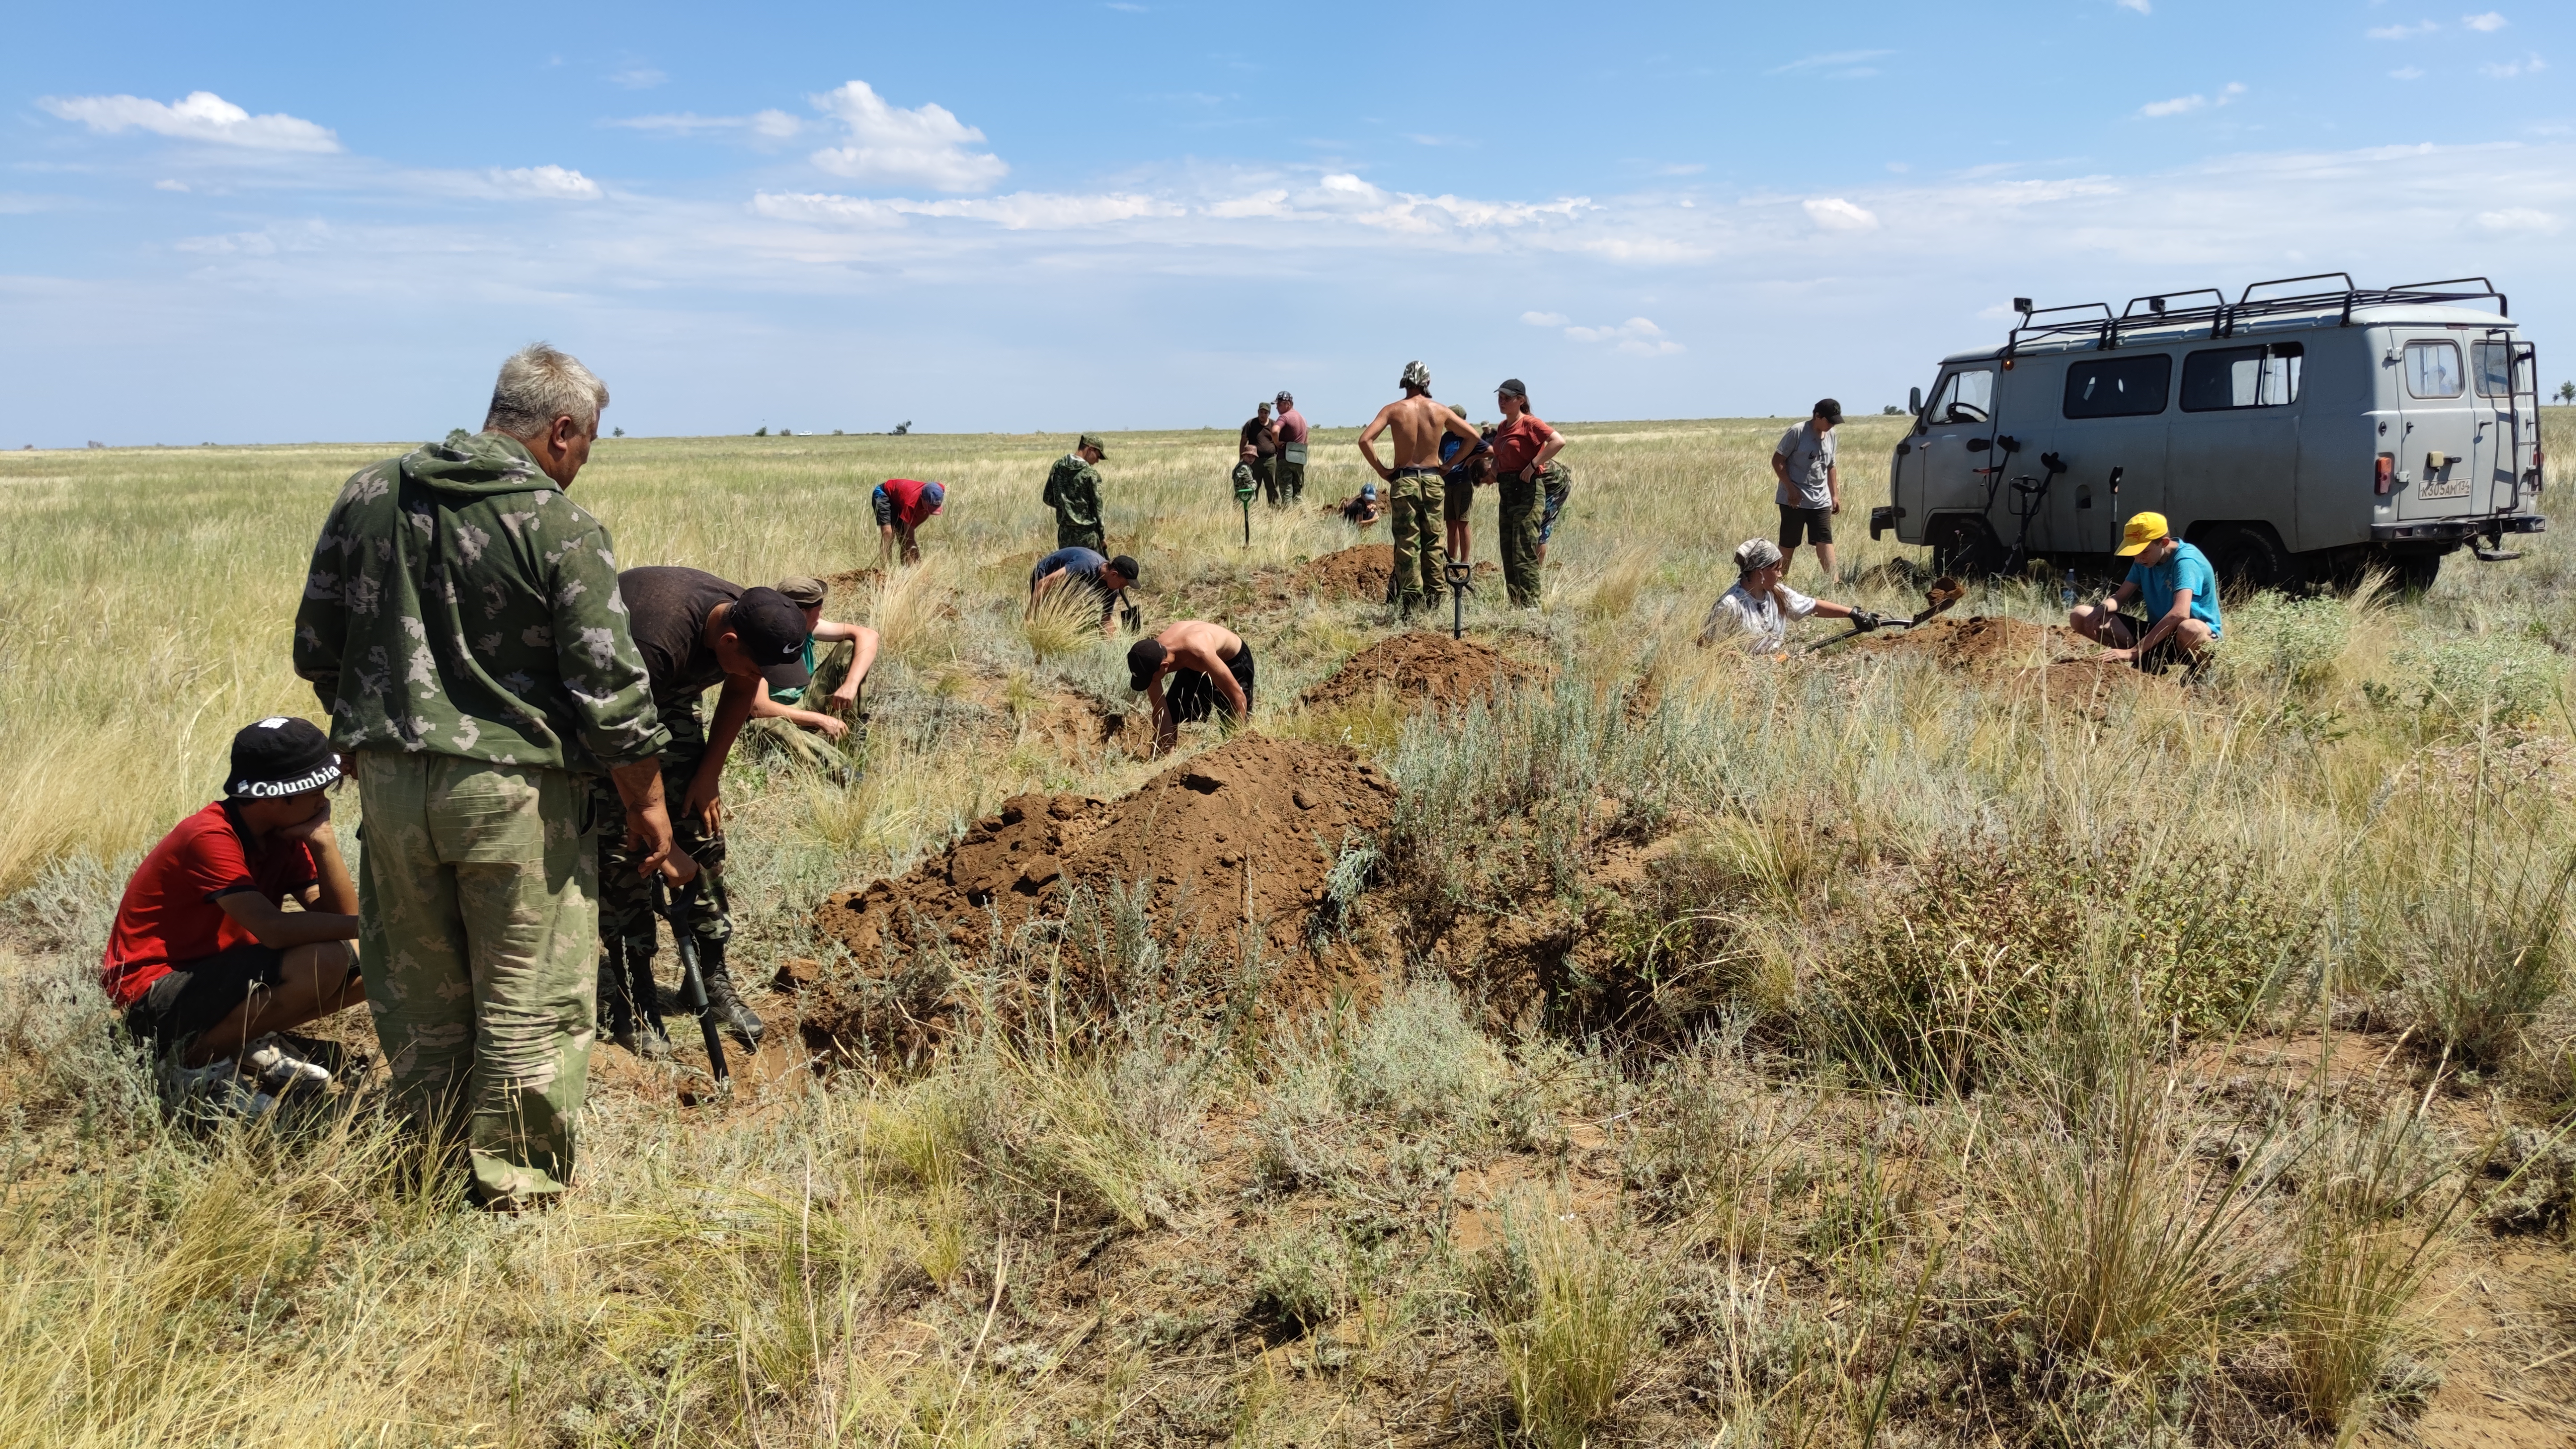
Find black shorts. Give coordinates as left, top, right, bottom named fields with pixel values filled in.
left=1168, top=644, right=1256, bottom=724
left=1779, top=504, right=1834, bottom=547
left=2105, top=614, right=2203, bottom=675
left=122, top=944, right=284, bottom=1055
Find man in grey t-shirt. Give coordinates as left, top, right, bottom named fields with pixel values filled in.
left=1771, top=398, right=1842, bottom=581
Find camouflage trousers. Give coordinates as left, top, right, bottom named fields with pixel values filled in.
left=1385, top=471, right=1448, bottom=613
left=1497, top=464, right=1568, bottom=609
left=1054, top=523, right=1103, bottom=554
left=593, top=705, right=732, bottom=967
left=1268, top=457, right=1304, bottom=508
left=352, top=751, right=597, bottom=1207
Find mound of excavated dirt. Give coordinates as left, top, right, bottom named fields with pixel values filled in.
left=1292, top=545, right=1498, bottom=601
left=1851, top=614, right=2058, bottom=676
left=1301, top=631, right=1540, bottom=712
left=800, top=735, right=1396, bottom=1053
left=818, top=567, right=883, bottom=599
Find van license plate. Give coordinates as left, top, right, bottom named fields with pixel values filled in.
left=2419, top=464, right=2470, bottom=500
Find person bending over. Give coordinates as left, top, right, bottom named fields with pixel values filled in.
left=1339, top=481, right=1384, bottom=528
left=102, top=717, right=364, bottom=1113
left=1697, top=538, right=1884, bottom=654
left=745, top=575, right=882, bottom=771
left=873, top=477, right=945, bottom=568
left=1128, top=620, right=1253, bottom=755
left=1029, top=547, right=1140, bottom=638
left=2069, top=511, right=2222, bottom=673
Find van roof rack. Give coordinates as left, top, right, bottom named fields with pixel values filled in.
left=2003, top=275, right=2508, bottom=356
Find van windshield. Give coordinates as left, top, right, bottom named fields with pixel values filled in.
left=1927, top=368, right=1995, bottom=424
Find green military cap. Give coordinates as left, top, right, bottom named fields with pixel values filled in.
left=1078, top=432, right=1109, bottom=458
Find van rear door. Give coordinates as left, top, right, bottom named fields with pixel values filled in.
left=2470, top=333, right=2529, bottom=515
left=2393, top=335, right=2479, bottom=522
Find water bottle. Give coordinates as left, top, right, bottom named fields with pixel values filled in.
left=2059, top=568, right=2079, bottom=610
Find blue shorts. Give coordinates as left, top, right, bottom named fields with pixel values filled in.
left=870, top=484, right=896, bottom=529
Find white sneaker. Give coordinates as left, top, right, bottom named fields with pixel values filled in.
left=244, top=1035, right=333, bottom=1097
left=161, top=1057, right=259, bottom=1118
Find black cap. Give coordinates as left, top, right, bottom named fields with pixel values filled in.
left=1127, top=638, right=1168, bottom=692
left=728, top=587, right=812, bottom=692
left=228, top=716, right=340, bottom=799
left=1496, top=378, right=1528, bottom=398
left=1107, top=555, right=1141, bottom=585
left=1814, top=398, right=1843, bottom=422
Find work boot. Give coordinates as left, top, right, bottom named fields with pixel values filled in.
left=698, top=940, right=767, bottom=1049
left=597, top=953, right=634, bottom=1041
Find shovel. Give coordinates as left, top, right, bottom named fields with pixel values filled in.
left=1802, top=575, right=1965, bottom=654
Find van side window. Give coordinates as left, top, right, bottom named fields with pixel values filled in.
left=2180, top=342, right=2303, bottom=412
left=2404, top=341, right=2462, bottom=398
left=2061, top=354, right=2172, bottom=419
left=1927, top=368, right=1996, bottom=424
left=2471, top=341, right=2520, bottom=398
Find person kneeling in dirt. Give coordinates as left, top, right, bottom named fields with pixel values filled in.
left=1696, top=538, right=1885, bottom=655
left=1029, top=547, right=1140, bottom=638
left=101, top=717, right=364, bottom=1115
left=595, top=568, right=815, bottom=1055
left=1339, top=481, right=1384, bottom=527
left=744, top=575, right=881, bottom=777
left=1129, top=620, right=1254, bottom=755
left=2070, top=511, right=2222, bottom=674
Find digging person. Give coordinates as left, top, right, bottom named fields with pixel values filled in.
left=1491, top=379, right=1568, bottom=608
left=594, top=568, right=816, bottom=1055
left=743, top=575, right=881, bottom=776
left=1041, top=433, right=1110, bottom=553
left=1358, top=360, right=1488, bottom=615
left=1773, top=399, right=1843, bottom=582
left=1128, top=620, right=1254, bottom=755
left=102, top=716, right=364, bottom=1115
left=2070, top=511, right=2222, bottom=672
left=1339, top=480, right=1384, bottom=528
left=873, top=476, right=945, bottom=568
left=1028, top=546, right=1141, bottom=638
left=1272, top=391, right=1310, bottom=505
left=1697, top=538, right=1885, bottom=655
left=293, top=342, right=674, bottom=1209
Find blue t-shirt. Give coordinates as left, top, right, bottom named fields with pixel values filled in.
left=2126, top=540, right=2222, bottom=637
left=1031, top=547, right=1107, bottom=588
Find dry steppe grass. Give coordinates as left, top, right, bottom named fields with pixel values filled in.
left=4, top=412, right=2576, bottom=1447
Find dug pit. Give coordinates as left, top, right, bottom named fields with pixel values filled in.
left=1301, top=631, right=1541, bottom=712
left=1847, top=614, right=2182, bottom=705
left=1293, top=544, right=1497, bottom=602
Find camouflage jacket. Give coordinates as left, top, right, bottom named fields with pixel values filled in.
left=292, top=429, right=668, bottom=774
left=1040, top=455, right=1102, bottom=531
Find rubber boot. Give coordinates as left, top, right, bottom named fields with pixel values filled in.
left=698, top=939, right=766, bottom=1049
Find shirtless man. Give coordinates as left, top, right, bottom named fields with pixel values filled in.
left=1357, top=360, right=1487, bottom=614
left=1127, top=619, right=1254, bottom=755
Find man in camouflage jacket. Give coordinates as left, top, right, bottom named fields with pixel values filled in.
left=1041, top=433, right=1109, bottom=552
left=293, top=343, right=673, bottom=1209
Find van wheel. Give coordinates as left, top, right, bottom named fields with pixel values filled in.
left=2196, top=525, right=2297, bottom=594
left=1927, top=516, right=2002, bottom=576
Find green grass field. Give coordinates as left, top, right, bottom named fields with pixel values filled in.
left=4, top=413, right=2576, bottom=1446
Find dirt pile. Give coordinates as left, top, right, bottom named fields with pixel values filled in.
left=1301, top=631, right=1540, bottom=712
left=799, top=735, right=1397, bottom=1052
left=818, top=567, right=883, bottom=598
left=1852, top=614, right=2058, bottom=675
left=1292, top=545, right=1497, bottom=601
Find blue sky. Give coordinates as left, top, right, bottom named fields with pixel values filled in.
left=4, top=0, right=2571, bottom=444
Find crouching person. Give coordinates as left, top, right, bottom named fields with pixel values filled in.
left=743, top=575, right=881, bottom=777
left=102, top=717, right=364, bottom=1114
left=1128, top=620, right=1253, bottom=756
left=2071, top=511, right=2221, bottom=674
left=1696, top=538, right=1885, bottom=654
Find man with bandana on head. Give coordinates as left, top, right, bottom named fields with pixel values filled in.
left=1357, top=360, right=1488, bottom=615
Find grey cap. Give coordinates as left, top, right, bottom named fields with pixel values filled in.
left=774, top=575, right=828, bottom=608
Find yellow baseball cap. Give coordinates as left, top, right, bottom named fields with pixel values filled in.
left=2115, top=511, right=2171, bottom=557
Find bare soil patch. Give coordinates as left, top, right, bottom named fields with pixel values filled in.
left=1291, top=544, right=1498, bottom=602
left=1301, top=631, right=1539, bottom=712
left=1850, top=613, right=2182, bottom=705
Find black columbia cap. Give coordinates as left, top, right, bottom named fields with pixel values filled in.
left=1107, top=554, right=1141, bottom=585
left=729, top=587, right=811, bottom=692
left=1814, top=398, right=1843, bottom=421
left=228, top=716, right=340, bottom=799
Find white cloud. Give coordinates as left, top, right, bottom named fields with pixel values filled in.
left=37, top=90, right=339, bottom=153
left=808, top=80, right=1007, bottom=192
left=1803, top=197, right=1880, bottom=231
left=2462, top=12, right=2508, bottom=32
left=2116, top=0, right=2151, bottom=13
left=153, top=178, right=189, bottom=192
left=1560, top=317, right=1684, bottom=356
left=1520, top=311, right=1570, bottom=327
left=2477, top=207, right=2560, bottom=233
left=2368, top=20, right=2440, bottom=39
left=2391, top=66, right=2426, bottom=80
left=1770, top=50, right=1893, bottom=75
left=612, top=110, right=804, bottom=140
left=2140, top=82, right=2243, bottom=118
left=609, top=66, right=668, bottom=90
left=754, top=189, right=1178, bottom=229
left=2482, top=52, right=2546, bottom=77
left=490, top=165, right=602, bottom=200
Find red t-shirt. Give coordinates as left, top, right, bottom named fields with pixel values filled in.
left=879, top=478, right=943, bottom=529
left=1491, top=412, right=1555, bottom=476
left=101, top=801, right=318, bottom=1008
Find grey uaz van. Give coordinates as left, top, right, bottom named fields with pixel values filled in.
left=1868, top=275, right=2545, bottom=590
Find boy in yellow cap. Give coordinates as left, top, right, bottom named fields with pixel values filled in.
left=2069, top=511, right=2221, bottom=672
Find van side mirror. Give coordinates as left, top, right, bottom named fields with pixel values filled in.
left=1909, top=386, right=1923, bottom=415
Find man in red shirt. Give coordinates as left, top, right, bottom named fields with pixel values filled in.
left=1490, top=378, right=1568, bottom=608
left=873, top=477, right=946, bottom=567
left=102, top=717, right=364, bottom=1104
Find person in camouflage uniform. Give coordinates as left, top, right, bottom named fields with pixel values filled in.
left=294, top=343, right=673, bottom=1209
left=1271, top=391, right=1310, bottom=506
left=1488, top=378, right=1569, bottom=609
left=1358, top=361, right=1486, bottom=614
left=1041, top=433, right=1109, bottom=552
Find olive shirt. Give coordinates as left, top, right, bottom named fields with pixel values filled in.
left=293, top=428, right=666, bottom=773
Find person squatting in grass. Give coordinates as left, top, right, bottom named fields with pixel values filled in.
left=1773, top=398, right=1843, bottom=582
left=1490, top=379, right=1569, bottom=608
left=743, top=575, right=881, bottom=777
left=1029, top=547, right=1140, bottom=639
left=295, top=342, right=675, bottom=1210
left=1696, top=538, right=1887, bottom=655
left=102, top=716, right=364, bottom=1114
left=1128, top=620, right=1253, bottom=756
left=1237, top=400, right=1280, bottom=506
left=593, top=567, right=812, bottom=1057
left=1359, top=360, right=1488, bottom=615
left=1041, top=433, right=1110, bottom=553
left=2069, top=510, right=2224, bottom=672
left=873, top=476, right=945, bottom=568
left=1271, top=391, right=1310, bottom=505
